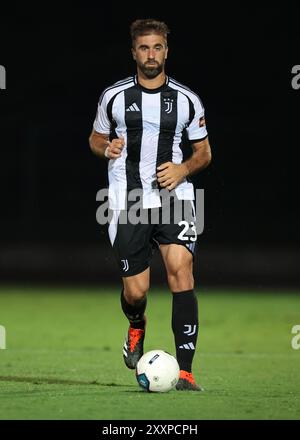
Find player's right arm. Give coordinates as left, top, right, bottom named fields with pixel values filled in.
left=90, top=89, right=125, bottom=159
left=89, top=129, right=124, bottom=159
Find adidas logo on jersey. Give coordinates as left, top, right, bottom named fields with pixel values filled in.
left=126, top=102, right=140, bottom=112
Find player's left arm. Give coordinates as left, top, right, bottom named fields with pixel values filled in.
left=182, top=137, right=212, bottom=176
left=157, top=137, right=212, bottom=191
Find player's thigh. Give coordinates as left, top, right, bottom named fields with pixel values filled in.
left=154, top=198, right=197, bottom=265
left=159, top=243, right=193, bottom=276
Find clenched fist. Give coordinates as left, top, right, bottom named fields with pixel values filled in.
left=106, top=136, right=125, bottom=159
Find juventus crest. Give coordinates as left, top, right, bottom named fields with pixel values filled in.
left=163, top=97, right=174, bottom=114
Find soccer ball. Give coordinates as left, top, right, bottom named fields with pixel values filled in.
left=136, top=350, right=180, bottom=392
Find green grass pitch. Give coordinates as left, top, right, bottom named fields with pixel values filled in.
left=0, top=286, right=300, bottom=420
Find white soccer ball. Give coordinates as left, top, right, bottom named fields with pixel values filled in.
left=136, top=350, right=180, bottom=392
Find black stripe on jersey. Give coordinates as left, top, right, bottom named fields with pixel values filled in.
left=187, top=96, right=195, bottom=126
left=156, top=89, right=178, bottom=173
left=124, top=87, right=143, bottom=190
left=106, top=94, right=118, bottom=140
left=98, top=77, right=134, bottom=106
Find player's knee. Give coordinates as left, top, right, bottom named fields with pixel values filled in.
left=167, top=266, right=194, bottom=291
left=168, top=264, right=192, bottom=280
left=124, top=286, right=148, bottom=304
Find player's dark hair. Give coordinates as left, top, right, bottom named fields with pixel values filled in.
left=130, top=19, right=170, bottom=47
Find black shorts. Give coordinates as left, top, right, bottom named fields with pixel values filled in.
left=108, top=195, right=198, bottom=277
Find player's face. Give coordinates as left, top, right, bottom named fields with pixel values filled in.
left=132, top=34, right=168, bottom=79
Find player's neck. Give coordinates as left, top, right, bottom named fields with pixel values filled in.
left=136, top=71, right=166, bottom=90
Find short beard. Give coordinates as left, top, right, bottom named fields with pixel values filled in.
left=139, top=62, right=164, bottom=79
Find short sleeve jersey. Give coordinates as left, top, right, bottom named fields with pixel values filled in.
left=93, top=75, right=208, bottom=209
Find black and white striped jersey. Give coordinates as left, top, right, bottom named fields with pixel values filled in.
left=93, top=75, right=208, bottom=209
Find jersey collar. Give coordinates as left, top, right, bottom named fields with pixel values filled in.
left=134, top=75, right=169, bottom=93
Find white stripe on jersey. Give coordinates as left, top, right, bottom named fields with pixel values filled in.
left=107, top=91, right=128, bottom=210
left=172, top=92, right=190, bottom=165
left=140, top=92, right=161, bottom=209
left=108, top=210, right=121, bottom=246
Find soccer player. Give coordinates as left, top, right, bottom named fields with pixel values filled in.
left=89, top=19, right=212, bottom=391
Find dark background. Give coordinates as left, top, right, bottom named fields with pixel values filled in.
left=0, top=4, right=299, bottom=287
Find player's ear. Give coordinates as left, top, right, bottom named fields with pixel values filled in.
left=131, top=48, right=136, bottom=60
left=165, top=45, right=168, bottom=60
